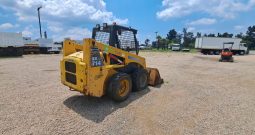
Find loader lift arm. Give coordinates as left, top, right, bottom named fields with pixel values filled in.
left=63, top=38, right=146, bottom=69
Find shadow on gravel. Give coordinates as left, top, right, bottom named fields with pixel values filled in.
left=0, top=56, right=23, bottom=59
left=63, top=88, right=150, bottom=123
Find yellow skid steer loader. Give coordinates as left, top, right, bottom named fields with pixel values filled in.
left=60, top=23, right=163, bottom=102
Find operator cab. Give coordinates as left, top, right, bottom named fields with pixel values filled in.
left=222, top=42, right=234, bottom=52
left=92, top=23, right=139, bottom=55
left=223, top=48, right=231, bottom=52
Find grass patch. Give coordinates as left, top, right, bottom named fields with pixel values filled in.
left=140, top=48, right=171, bottom=53
left=140, top=48, right=199, bottom=53
left=189, top=49, right=199, bottom=53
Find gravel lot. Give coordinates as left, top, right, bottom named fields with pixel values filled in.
left=0, top=52, right=255, bottom=135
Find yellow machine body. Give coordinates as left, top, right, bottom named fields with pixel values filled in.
left=60, top=39, right=146, bottom=97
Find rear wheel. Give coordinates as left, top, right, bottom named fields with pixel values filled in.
left=131, top=69, right=148, bottom=91
left=215, top=51, right=220, bottom=55
left=107, top=73, right=132, bottom=102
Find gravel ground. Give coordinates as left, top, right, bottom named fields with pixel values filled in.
left=0, top=52, right=255, bottom=135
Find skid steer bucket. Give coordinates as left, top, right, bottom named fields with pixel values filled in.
left=146, top=68, right=164, bottom=86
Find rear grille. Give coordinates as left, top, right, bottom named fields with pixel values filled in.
left=65, top=61, right=77, bottom=85
left=65, top=61, right=76, bottom=73
left=65, top=72, right=77, bottom=85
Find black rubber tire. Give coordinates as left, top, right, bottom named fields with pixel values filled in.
left=230, top=57, right=234, bottom=62
left=239, top=51, right=245, bottom=55
left=246, top=49, right=249, bottom=55
left=107, top=73, right=132, bottom=102
left=131, top=69, right=148, bottom=91
left=215, top=51, right=220, bottom=55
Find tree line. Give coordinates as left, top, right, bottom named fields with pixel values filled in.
left=147, top=25, right=255, bottom=50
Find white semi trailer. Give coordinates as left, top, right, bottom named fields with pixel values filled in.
left=0, top=32, right=23, bottom=56
left=195, top=37, right=248, bottom=55
left=36, top=38, right=61, bottom=54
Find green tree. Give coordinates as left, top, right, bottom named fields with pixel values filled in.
left=176, top=33, right=182, bottom=44
left=218, top=32, right=233, bottom=38
left=145, top=39, right=150, bottom=46
left=208, top=33, right=216, bottom=37
left=243, top=25, right=255, bottom=49
left=183, top=28, right=188, bottom=47
left=222, top=32, right=233, bottom=38
left=160, top=38, right=168, bottom=50
left=167, top=29, right=177, bottom=41
left=235, top=33, right=243, bottom=38
left=196, top=32, right=202, bottom=38
left=156, top=35, right=162, bottom=50
left=183, top=28, right=195, bottom=48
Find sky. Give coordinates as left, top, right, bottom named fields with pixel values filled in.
left=0, top=0, right=255, bottom=43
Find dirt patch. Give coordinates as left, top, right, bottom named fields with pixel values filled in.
left=0, top=53, right=255, bottom=135
left=42, top=69, right=58, bottom=72
left=194, top=55, right=219, bottom=61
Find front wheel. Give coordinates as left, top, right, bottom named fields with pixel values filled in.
left=107, top=73, right=132, bottom=102
left=230, top=57, right=234, bottom=62
left=239, top=51, right=245, bottom=55
left=131, top=69, right=148, bottom=91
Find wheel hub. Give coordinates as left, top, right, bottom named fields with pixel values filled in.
left=119, top=80, right=129, bottom=97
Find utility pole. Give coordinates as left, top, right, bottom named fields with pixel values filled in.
left=155, top=31, right=158, bottom=39
left=155, top=32, right=159, bottom=50
left=37, top=6, right=42, bottom=38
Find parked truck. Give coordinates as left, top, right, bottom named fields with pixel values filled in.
left=23, top=37, right=40, bottom=54
left=171, top=44, right=181, bottom=51
left=195, top=37, right=248, bottom=55
left=36, top=38, right=61, bottom=54
left=0, top=32, right=23, bottom=56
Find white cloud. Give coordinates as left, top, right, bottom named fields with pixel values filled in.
left=189, top=18, right=217, bottom=26
left=22, top=26, right=37, bottom=37
left=0, top=0, right=128, bottom=24
left=22, top=30, right=33, bottom=37
left=0, top=23, right=14, bottom=30
left=52, top=27, right=92, bottom=41
left=0, top=23, right=19, bottom=30
left=187, top=27, right=196, bottom=32
left=157, top=0, right=255, bottom=20
left=21, top=24, right=91, bottom=41
left=45, top=22, right=92, bottom=41
left=47, top=22, right=64, bottom=33
left=234, top=25, right=244, bottom=30
left=234, top=25, right=247, bottom=33
left=250, top=0, right=255, bottom=5
left=0, top=0, right=128, bottom=41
